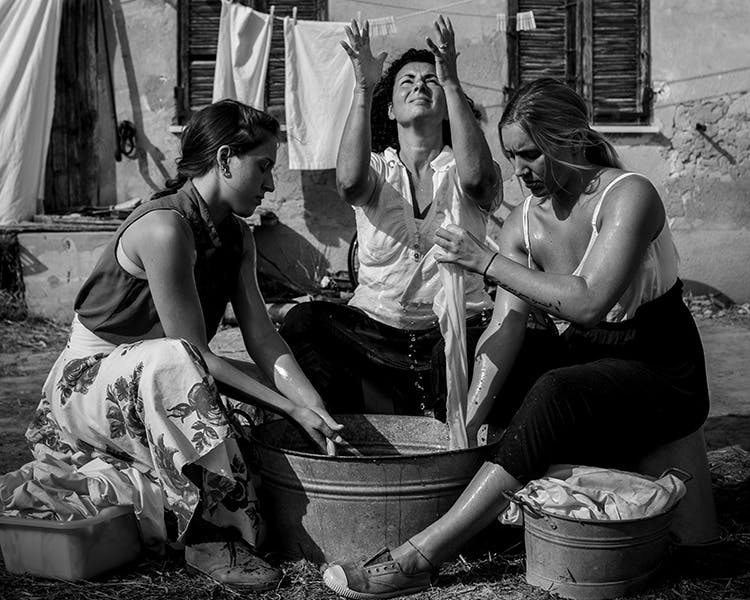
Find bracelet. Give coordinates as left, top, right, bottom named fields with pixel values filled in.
left=482, top=252, right=499, bottom=281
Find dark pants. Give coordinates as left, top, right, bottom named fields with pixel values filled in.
left=278, top=301, right=492, bottom=417
left=489, top=280, right=710, bottom=484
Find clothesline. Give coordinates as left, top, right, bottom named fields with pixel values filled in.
left=226, top=0, right=539, bottom=32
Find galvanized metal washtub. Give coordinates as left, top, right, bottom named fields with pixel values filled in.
left=510, top=467, right=685, bottom=600
left=250, top=414, right=502, bottom=564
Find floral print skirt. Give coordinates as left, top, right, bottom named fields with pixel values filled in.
left=24, top=335, right=263, bottom=549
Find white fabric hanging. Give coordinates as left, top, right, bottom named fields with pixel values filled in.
left=0, top=0, right=62, bottom=224
left=212, top=1, right=273, bottom=109
left=283, top=17, right=355, bottom=170
left=434, top=203, right=469, bottom=450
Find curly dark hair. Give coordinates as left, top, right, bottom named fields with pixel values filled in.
left=371, top=48, right=482, bottom=153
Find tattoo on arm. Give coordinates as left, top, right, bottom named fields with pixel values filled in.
left=498, top=283, right=558, bottom=312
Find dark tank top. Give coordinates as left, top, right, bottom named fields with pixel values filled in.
left=75, top=180, right=245, bottom=345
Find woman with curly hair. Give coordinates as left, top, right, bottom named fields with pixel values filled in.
left=280, top=16, right=501, bottom=417
left=15, top=100, right=343, bottom=591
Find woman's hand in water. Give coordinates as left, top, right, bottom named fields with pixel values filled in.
left=289, top=405, right=344, bottom=456
left=426, top=15, right=459, bottom=86
left=435, top=224, right=495, bottom=274
left=341, top=20, right=387, bottom=92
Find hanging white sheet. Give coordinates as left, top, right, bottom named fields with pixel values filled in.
left=0, top=0, right=62, bottom=224
left=434, top=203, right=469, bottom=450
left=283, top=17, right=355, bottom=170
left=212, top=0, right=273, bottom=109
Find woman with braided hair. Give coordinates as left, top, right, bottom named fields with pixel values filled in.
left=16, top=100, right=342, bottom=591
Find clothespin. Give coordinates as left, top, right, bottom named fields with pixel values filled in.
left=516, top=10, right=536, bottom=31
left=496, top=13, right=507, bottom=33
left=270, top=4, right=275, bottom=19
left=292, top=6, right=297, bottom=25
left=357, top=10, right=362, bottom=27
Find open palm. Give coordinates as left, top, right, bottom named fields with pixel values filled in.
left=341, top=20, right=387, bottom=90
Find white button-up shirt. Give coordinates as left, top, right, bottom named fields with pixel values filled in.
left=348, top=146, right=496, bottom=329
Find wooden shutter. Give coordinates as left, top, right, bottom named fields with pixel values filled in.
left=508, top=0, right=576, bottom=95
left=509, top=0, right=650, bottom=125
left=263, top=0, right=327, bottom=118
left=178, top=0, right=223, bottom=120
left=589, top=0, right=650, bottom=124
left=176, top=0, right=327, bottom=124
left=45, top=0, right=106, bottom=211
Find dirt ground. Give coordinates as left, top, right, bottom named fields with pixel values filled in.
left=0, top=304, right=749, bottom=599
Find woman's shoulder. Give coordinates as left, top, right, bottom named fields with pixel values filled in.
left=498, top=198, right=531, bottom=246
left=123, top=207, right=193, bottom=252
left=598, top=169, right=657, bottom=198
left=596, top=169, right=663, bottom=227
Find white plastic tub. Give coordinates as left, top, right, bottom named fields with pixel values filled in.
left=0, top=505, right=142, bottom=580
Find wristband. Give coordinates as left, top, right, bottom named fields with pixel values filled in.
left=482, top=251, right=499, bottom=281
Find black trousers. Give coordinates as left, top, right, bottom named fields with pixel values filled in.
left=488, top=280, right=710, bottom=484
left=278, top=301, right=491, bottom=418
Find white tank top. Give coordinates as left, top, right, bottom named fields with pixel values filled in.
left=522, top=172, right=679, bottom=322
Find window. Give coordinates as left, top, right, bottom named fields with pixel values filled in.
left=176, top=0, right=327, bottom=124
left=507, top=0, right=651, bottom=125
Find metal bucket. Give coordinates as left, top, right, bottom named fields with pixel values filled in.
left=250, top=414, right=501, bottom=564
left=513, top=493, right=678, bottom=600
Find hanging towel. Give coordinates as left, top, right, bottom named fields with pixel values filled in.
left=284, top=17, right=355, bottom=170
left=212, top=1, right=273, bottom=109
left=0, top=0, right=62, bottom=224
left=434, top=204, right=469, bottom=450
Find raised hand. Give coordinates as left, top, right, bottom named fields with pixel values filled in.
left=340, top=20, right=388, bottom=91
left=425, top=15, right=459, bottom=86
left=435, top=224, right=495, bottom=274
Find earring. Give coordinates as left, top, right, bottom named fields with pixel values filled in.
left=221, top=163, right=231, bottom=178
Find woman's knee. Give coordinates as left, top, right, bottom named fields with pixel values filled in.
left=278, top=302, right=324, bottom=340
left=137, top=338, right=209, bottom=373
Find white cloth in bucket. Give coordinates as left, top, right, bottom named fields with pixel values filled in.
left=434, top=202, right=469, bottom=450
left=501, top=466, right=687, bottom=525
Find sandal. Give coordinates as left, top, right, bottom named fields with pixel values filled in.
left=322, top=546, right=436, bottom=599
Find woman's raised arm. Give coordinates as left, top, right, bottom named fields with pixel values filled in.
left=336, top=21, right=387, bottom=206
left=426, top=16, right=499, bottom=210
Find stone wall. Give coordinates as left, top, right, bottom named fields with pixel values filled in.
left=664, top=92, right=750, bottom=230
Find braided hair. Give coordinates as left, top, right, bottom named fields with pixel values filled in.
left=159, top=99, right=280, bottom=195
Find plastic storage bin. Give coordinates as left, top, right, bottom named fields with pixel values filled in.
left=0, top=505, right=142, bottom=580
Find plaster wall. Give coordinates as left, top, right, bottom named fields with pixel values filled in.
left=648, top=0, right=750, bottom=301
left=101, top=0, right=749, bottom=300
left=18, top=232, right=113, bottom=323
left=106, top=0, right=180, bottom=205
